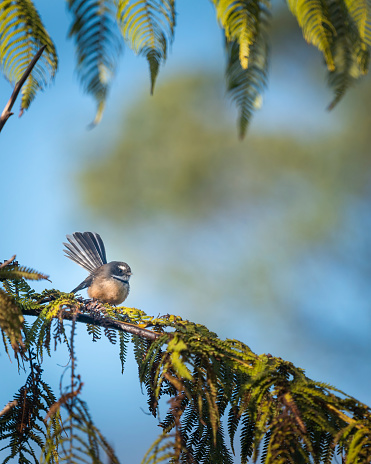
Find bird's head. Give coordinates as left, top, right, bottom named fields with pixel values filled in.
left=107, top=261, right=132, bottom=283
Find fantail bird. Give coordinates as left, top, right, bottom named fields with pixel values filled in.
left=63, top=232, right=132, bottom=305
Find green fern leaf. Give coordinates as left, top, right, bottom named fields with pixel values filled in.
left=118, top=330, right=129, bottom=373
left=225, top=20, right=269, bottom=138
left=0, top=0, right=58, bottom=113
left=227, top=405, right=241, bottom=455
left=116, top=0, right=175, bottom=93
left=0, top=263, right=49, bottom=282
left=0, top=289, right=24, bottom=351
left=41, top=398, right=120, bottom=464
left=213, top=0, right=262, bottom=70
left=344, top=0, right=371, bottom=45
left=86, top=323, right=102, bottom=341
left=287, top=0, right=335, bottom=71
left=327, top=0, right=369, bottom=109
left=67, top=0, right=122, bottom=124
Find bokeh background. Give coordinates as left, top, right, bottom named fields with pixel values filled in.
left=1, top=0, right=371, bottom=462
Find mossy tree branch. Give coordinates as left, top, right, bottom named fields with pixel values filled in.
left=23, top=298, right=160, bottom=341
left=1, top=281, right=371, bottom=463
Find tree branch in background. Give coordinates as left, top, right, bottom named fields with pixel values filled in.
left=0, top=45, right=46, bottom=133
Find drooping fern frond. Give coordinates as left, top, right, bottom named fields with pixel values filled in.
left=67, top=0, right=122, bottom=124
left=286, top=0, right=371, bottom=109
left=23, top=293, right=77, bottom=360
left=213, top=0, right=263, bottom=70
left=225, top=22, right=269, bottom=138
left=344, top=0, right=371, bottom=45
left=42, top=398, right=120, bottom=464
left=212, top=0, right=269, bottom=136
left=0, top=289, right=24, bottom=352
left=86, top=322, right=102, bottom=341
left=0, top=362, right=58, bottom=464
left=140, top=431, right=179, bottom=464
left=118, top=330, right=130, bottom=373
left=327, top=0, right=370, bottom=109
left=0, top=0, right=57, bottom=114
left=0, top=259, right=49, bottom=352
left=116, top=0, right=176, bottom=93
left=286, top=0, right=335, bottom=71
left=41, top=313, right=118, bottom=464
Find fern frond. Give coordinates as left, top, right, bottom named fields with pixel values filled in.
left=227, top=405, right=241, bottom=455
left=67, top=0, right=122, bottom=124
left=0, top=0, right=57, bottom=114
left=326, top=0, right=370, bottom=109
left=240, top=409, right=256, bottom=463
left=287, top=0, right=335, bottom=71
left=41, top=398, right=119, bottom=464
left=214, top=0, right=262, bottom=69
left=118, top=330, right=129, bottom=373
left=0, top=264, right=49, bottom=282
left=5, top=292, right=371, bottom=463
left=86, top=323, right=101, bottom=341
left=344, top=425, right=371, bottom=463
left=116, top=0, right=175, bottom=93
left=344, top=0, right=371, bottom=45
left=225, top=21, right=269, bottom=138
left=140, top=432, right=177, bottom=464
left=0, top=288, right=24, bottom=351
left=0, top=365, right=57, bottom=463
left=213, top=0, right=269, bottom=137
left=103, top=326, right=117, bottom=343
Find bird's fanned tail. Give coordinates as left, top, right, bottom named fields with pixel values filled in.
left=63, top=232, right=107, bottom=273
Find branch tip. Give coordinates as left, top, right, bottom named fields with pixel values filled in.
left=0, top=45, right=47, bottom=133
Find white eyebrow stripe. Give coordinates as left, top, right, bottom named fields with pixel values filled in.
left=118, top=265, right=128, bottom=271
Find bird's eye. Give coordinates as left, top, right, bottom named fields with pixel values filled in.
left=117, top=268, right=123, bottom=274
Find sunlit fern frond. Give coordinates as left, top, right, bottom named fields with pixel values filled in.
left=0, top=264, right=49, bottom=282
left=0, top=0, right=58, bottom=114
left=41, top=398, right=120, bottom=464
left=67, top=0, right=122, bottom=125
left=287, top=0, right=335, bottom=71
left=327, top=0, right=370, bottom=109
left=0, top=260, right=48, bottom=351
left=225, top=13, right=269, bottom=138
left=344, top=0, right=371, bottom=45
left=213, top=0, right=264, bottom=70
left=116, top=0, right=176, bottom=93
left=141, top=432, right=178, bottom=464
left=0, top=288, right=24, bottom=351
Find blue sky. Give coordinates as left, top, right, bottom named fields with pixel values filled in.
left=1, top=1, right=371, bottom=462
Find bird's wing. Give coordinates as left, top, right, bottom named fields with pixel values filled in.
left=63, top=232, right=107, bottom=273
left=71, top=275, right=93, bottom=294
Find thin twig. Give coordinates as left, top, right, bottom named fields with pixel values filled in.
left=0, top=255, right=16, bottom=269
left=0, top=400, right=17, bottom=417
left=0, top=45, right=46, bottom=133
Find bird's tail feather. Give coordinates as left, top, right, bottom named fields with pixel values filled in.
left=63, top=232, right=107, bottom=273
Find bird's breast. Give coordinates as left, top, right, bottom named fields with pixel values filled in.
left=88, top=276, right=129, bottom=305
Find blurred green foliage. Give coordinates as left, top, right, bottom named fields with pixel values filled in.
left=77, top=7, right=371, bottom=334
left=80, top=71, right=369, bottom=238
left=77, top=61, right=371, bottom=325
